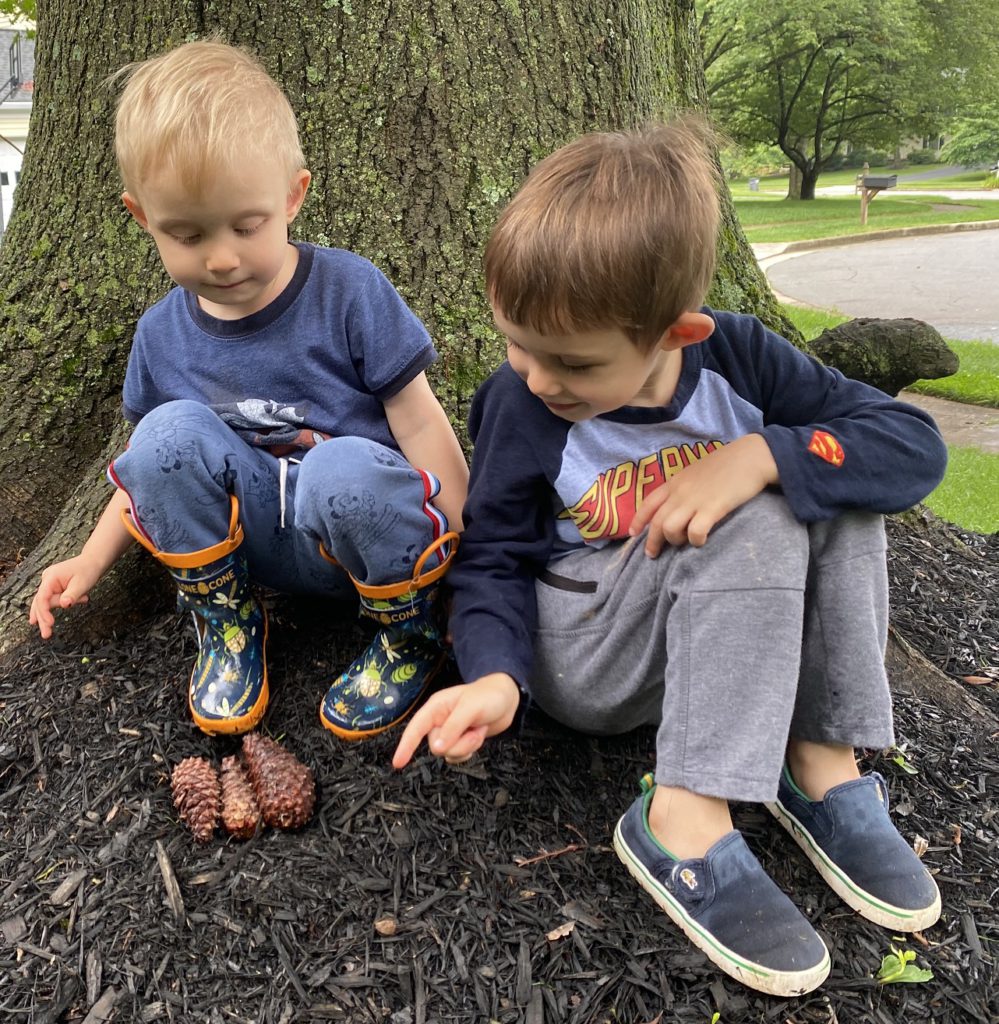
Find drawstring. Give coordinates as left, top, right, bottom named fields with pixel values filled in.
left=277, top=456, right=302, bottom=529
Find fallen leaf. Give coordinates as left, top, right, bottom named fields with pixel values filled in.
left=912, top=835, right=929, bottom=858
left=546, top=921, right=576, bottom=942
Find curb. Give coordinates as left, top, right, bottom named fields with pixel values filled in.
left=752, top=219, right=999, bottom=262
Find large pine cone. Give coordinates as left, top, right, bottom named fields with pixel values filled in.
left=171, top=756, right=220, bottom=843
left=241, top=733, right=315, bottom=830
left=220, top=755, right=262, bottom=839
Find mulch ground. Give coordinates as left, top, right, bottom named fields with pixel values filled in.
left=1, top=512, right=995, bottom=1024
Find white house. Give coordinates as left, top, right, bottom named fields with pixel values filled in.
left=0, top=14, right=34, bottom=237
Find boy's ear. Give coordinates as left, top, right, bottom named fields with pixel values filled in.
left=658, top=311, right=715, bottom=351
left=286, top=169, right=311, bottom=223
left=121, top=192, right=149, bottom=230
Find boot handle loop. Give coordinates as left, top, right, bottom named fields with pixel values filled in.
left=413, top=530, right=460, bottom=581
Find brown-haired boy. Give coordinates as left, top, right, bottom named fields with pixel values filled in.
left=394, top=121, right=944, bottom=995
left=29, top=41, right=468, bottom=740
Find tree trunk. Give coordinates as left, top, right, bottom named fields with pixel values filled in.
left=0, top=1, right=793, bottom=654
left=787, top=160, right=802, bottom=200
left=799, top=166, right=818, bottom=200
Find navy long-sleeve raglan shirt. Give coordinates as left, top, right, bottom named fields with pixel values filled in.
left=448, top=309, right=948, bottom=691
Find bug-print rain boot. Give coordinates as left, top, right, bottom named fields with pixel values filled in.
left=121, top=495, right=268, bottom=735
left=319, top=532, right=458, bottom=739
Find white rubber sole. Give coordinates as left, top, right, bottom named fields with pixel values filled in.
left=765, top=799, right=942, bottom=932
left=613, top=820, right=831, bottom=997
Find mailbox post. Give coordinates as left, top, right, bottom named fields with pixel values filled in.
left=860, top=174, right=897, bottom=225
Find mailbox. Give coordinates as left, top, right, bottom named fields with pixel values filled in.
left=862, top=175, right=897, bottom=189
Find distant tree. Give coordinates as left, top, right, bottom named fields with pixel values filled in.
left=942, top=103, right=999, bottom=169
left=699, top=0, right=984, bottom=198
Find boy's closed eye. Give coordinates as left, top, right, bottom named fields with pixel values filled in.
left=506, top=339, right=595, bottom=373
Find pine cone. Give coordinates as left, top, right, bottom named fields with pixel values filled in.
left=171, top=756, right=220, bottom=843
left=241, top=733, right=315, bottom=830
left=220, top=755, right=262, bottom=839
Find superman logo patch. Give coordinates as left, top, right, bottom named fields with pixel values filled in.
left=808, top=430, right=844, bottom=467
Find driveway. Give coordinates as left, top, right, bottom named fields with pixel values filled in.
left=761, top=229, right=999, bottom=343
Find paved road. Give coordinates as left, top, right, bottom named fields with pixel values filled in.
left=763, top=229, right=999, bottom=343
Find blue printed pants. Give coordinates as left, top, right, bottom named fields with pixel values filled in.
left=110, top=400, right=449, bottom=593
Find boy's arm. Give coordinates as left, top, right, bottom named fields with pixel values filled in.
left=715, top=313, right=948, bottom=521
left=394, top=369, right=556, bottom=766
left=383, top=372, right=469, bottom=531
left=29, top=489, right=136, bottom=638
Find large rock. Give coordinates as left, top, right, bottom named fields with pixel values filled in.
left=808, top=317, right=959, bottom=396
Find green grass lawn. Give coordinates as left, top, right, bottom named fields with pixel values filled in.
left=729, top=164, right=996, bottom=196
left=895, top=169, right=997, bottom=191
left=924, top=447, right=999, bottom=534
left=735, top=195, right=999, bottom=243
left=778, top=303, right=999, bottom=533
left=907, top=339, right=999, bottom=408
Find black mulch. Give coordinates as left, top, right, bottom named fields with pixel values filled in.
left=1, top=513, right=996, bottom=1023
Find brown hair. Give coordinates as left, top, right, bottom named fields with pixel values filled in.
left=485, top=119, right=720, bottom=348
left=113, top=40, right=305, bottom=197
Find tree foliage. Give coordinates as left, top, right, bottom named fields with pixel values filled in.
left=699, top=0, right=989, bottom=197
left=0, top=1, right=35, bottom=21
left=942, top=102, right=999, bottom=167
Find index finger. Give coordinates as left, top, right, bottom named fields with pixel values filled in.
left=629, top=482, right=669, bottom=536
left=392, top=698, right=448, bottom=769
left=29, top=591, right=55, bottom=636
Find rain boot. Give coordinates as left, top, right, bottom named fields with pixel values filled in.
left=121, top=495, right=268, bottom=735
left=319, top=532, right=459, bottom=739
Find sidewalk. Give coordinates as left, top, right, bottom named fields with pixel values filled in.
left=899, top=392, right=999, bottom=455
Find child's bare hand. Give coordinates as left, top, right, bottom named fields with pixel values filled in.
left=29, top=556, right=101, bottom=639
left=629, top=434, right=779, bottom=555
left=392, top=673, right=521, bottom=769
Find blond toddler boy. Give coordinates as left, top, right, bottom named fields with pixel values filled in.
left=30, top=41, right=468, bottom=740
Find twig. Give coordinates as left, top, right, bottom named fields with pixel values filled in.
left=514, top=842, right=584, bottom=866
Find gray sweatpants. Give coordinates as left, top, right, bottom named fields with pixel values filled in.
left=529, top=491, right=894, bottom=803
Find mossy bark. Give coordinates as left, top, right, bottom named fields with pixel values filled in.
left=0, top=0, right=791, bottom=652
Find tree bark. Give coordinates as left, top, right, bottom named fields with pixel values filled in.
left=0, top=0, right=793, bottom=654
left=799, top=168, right=818, bottom=200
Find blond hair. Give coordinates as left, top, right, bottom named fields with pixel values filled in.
left=113, top=40, right=305, bottom=197
left=485, top=119, right=720, bottom=348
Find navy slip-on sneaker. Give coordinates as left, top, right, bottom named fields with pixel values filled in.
left=613, top=775, right=830, bottom=997
left=766, top=767, right=941, bottom=932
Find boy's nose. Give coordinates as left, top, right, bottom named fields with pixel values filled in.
left=205, top=245, right=240, bottom=274
left=526, top=363, right=561, bottom=398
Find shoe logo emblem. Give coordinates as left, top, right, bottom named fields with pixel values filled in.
left=679, top=868, right=698, bottom=891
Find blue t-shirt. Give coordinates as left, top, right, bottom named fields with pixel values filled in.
left=122, top=242, right=436, bottom=454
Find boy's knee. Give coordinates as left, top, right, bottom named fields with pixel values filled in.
left=809, top=510, right=886, bottom=563
left=720, top=491, right=804, bottom=549
left=128, top=400, right=229, bottom=450
left=297, top=437, right=414, bottom=499
left=115, top=401, right=233, bottom=485
left=692, top=492, right=809, bottom=586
